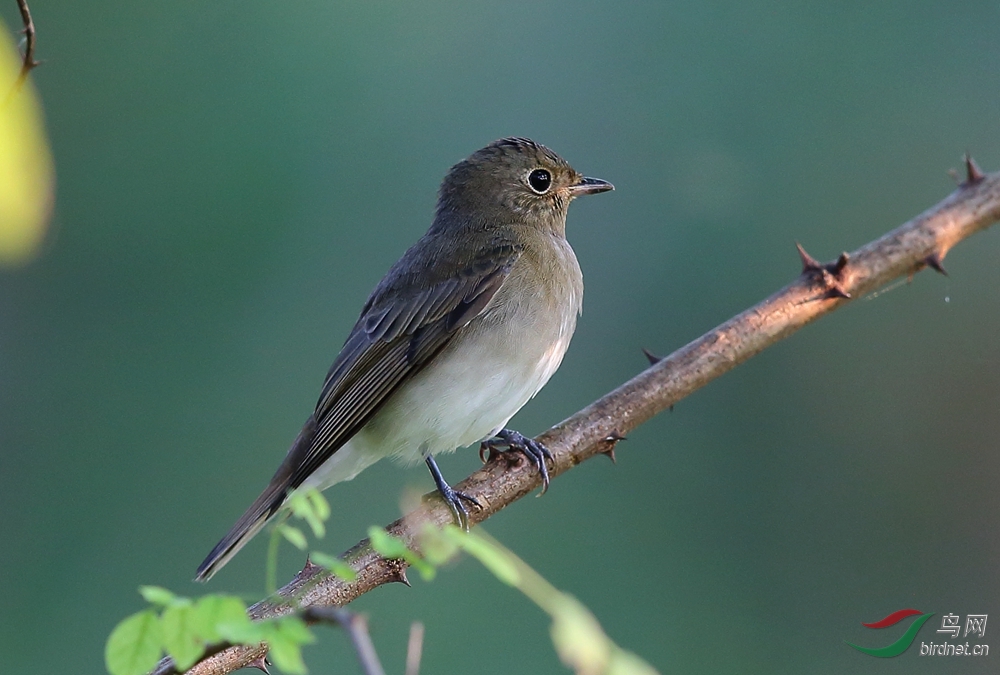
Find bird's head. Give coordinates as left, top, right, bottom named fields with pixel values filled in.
left=434, top=138, right=613, bottom=234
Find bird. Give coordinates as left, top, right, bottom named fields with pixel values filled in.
left=195, top=137, right=613, bottom=581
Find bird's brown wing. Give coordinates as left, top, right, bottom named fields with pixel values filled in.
left=285, top=242, right=522, bottom=490
left=194, top=240, right=521, bottom=581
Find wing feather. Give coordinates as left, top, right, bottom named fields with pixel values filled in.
left=286, top=242, right=521, bottom=490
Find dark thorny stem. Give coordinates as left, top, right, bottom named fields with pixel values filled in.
left=6, top=0, right=39, bottom=99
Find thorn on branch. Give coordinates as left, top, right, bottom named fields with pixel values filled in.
left=823, top=284, right=851, bottom=300
left=795, top=242, right=822, bottom=273
left=301, top=557, right=322, bottom=575
left=964, top=153, right=985, bottom=186
left=924, top=252, right=948, bottom=276
left=600, top=430, right=626, bottom=463
left=834, top=252, right=849, bottom=272
left=641, top=348, right=662, bottom=365
left=795, top=243, right=852, bottom=300
left=390, top=561, right=411, bottom=587
left=246, top=655, right=270, bottom=675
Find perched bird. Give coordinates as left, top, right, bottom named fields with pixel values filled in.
left=196, top=138, right=612, bottom=581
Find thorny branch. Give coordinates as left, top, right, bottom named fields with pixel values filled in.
left=9, top=0, right=39, bottom=93
left=157, top=157, right=1000, bottom=675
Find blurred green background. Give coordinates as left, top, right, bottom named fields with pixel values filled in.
left=1, top=2, right=998, bottom=673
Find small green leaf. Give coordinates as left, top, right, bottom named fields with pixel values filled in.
left=419, top=523, right=459, bottom=566
left=161, top=604, right=203, bottom=671
left=287, top=489, right=327, bottom=538
left=450, top=530, right=520, bottom=586
left=105, top=609, right=162, bottom=675
left=309, top=551, right=357, bottom=582
left=138, top=585, right=177, bottom=607
left=307, top=489, right=331, bottom=522
left=276, top=616, right=315, bottom=645
left=193, top=595, right=248, bottom=644
left=279, top=524, right=308, bottom=550
left=368, top=527, right=410, bottom=559
left=305, top=513, right=325, bottom=538
left=267, top=629, right=308, bottom=675
left=410, top=556, right=436, bottom=582
left=217, top=612, right=266, bottom=644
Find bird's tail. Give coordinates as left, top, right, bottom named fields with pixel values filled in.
left=194, top=483, right=285, bottom=581
left=195, top=415, right=317, bottom=582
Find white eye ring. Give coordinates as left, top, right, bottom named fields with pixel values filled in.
left=527, top=168, right=552, bottom=194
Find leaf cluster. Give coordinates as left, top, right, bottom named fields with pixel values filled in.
left=105, top=588, right=312, bottom=675
left=107, top=490, right=660, bottom=675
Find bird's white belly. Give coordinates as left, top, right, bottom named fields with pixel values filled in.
left=361, top=322, right=571, bottom=462
left=302, top=321, right=574, bottom=493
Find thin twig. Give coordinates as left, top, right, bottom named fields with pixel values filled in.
left=304, top=608, right=387, bottom=675
left=4, top=0, right=39, bottom=105
left=15, top=0, right=37, bottom=73
left=12, top=0, right=38, bottom=81
left=155, top=162, right=1000, bottom=675
left=405, top=622, right=424, bottom=675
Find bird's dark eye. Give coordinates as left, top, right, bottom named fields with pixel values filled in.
left=527, top=168, right=552, bottom=194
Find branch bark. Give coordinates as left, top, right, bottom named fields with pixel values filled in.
left=12, top=0, right=38, bottom=80
left=4, top=0, right=39, bottom=105
left=159, top=160, right=1000, bottom=675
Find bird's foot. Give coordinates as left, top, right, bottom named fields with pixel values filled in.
left=424, top=455, right=481, bottom=530
left=479, top=428, right=552, bottom=494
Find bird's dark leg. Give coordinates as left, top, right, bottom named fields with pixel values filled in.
left=479, top=429, right=552, bottom=494
left=424, top=455, right=481, bottom=530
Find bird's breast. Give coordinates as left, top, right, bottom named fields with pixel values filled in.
left=354, top=234, right=582, bottom=463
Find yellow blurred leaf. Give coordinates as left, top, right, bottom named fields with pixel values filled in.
left=0, top=17, right=54, bottom=266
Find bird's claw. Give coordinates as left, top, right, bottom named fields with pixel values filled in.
left=424, top=454, right=480, bottom=530
left=436, top=482, right=481, bottom=531
left=480, top=429, right=552, bottom=494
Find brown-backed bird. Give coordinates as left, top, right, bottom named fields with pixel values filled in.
left=196, top=138, right=612, bottom=580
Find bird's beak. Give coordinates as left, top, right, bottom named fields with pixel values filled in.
left=568, top=176, right=614, bottom=196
